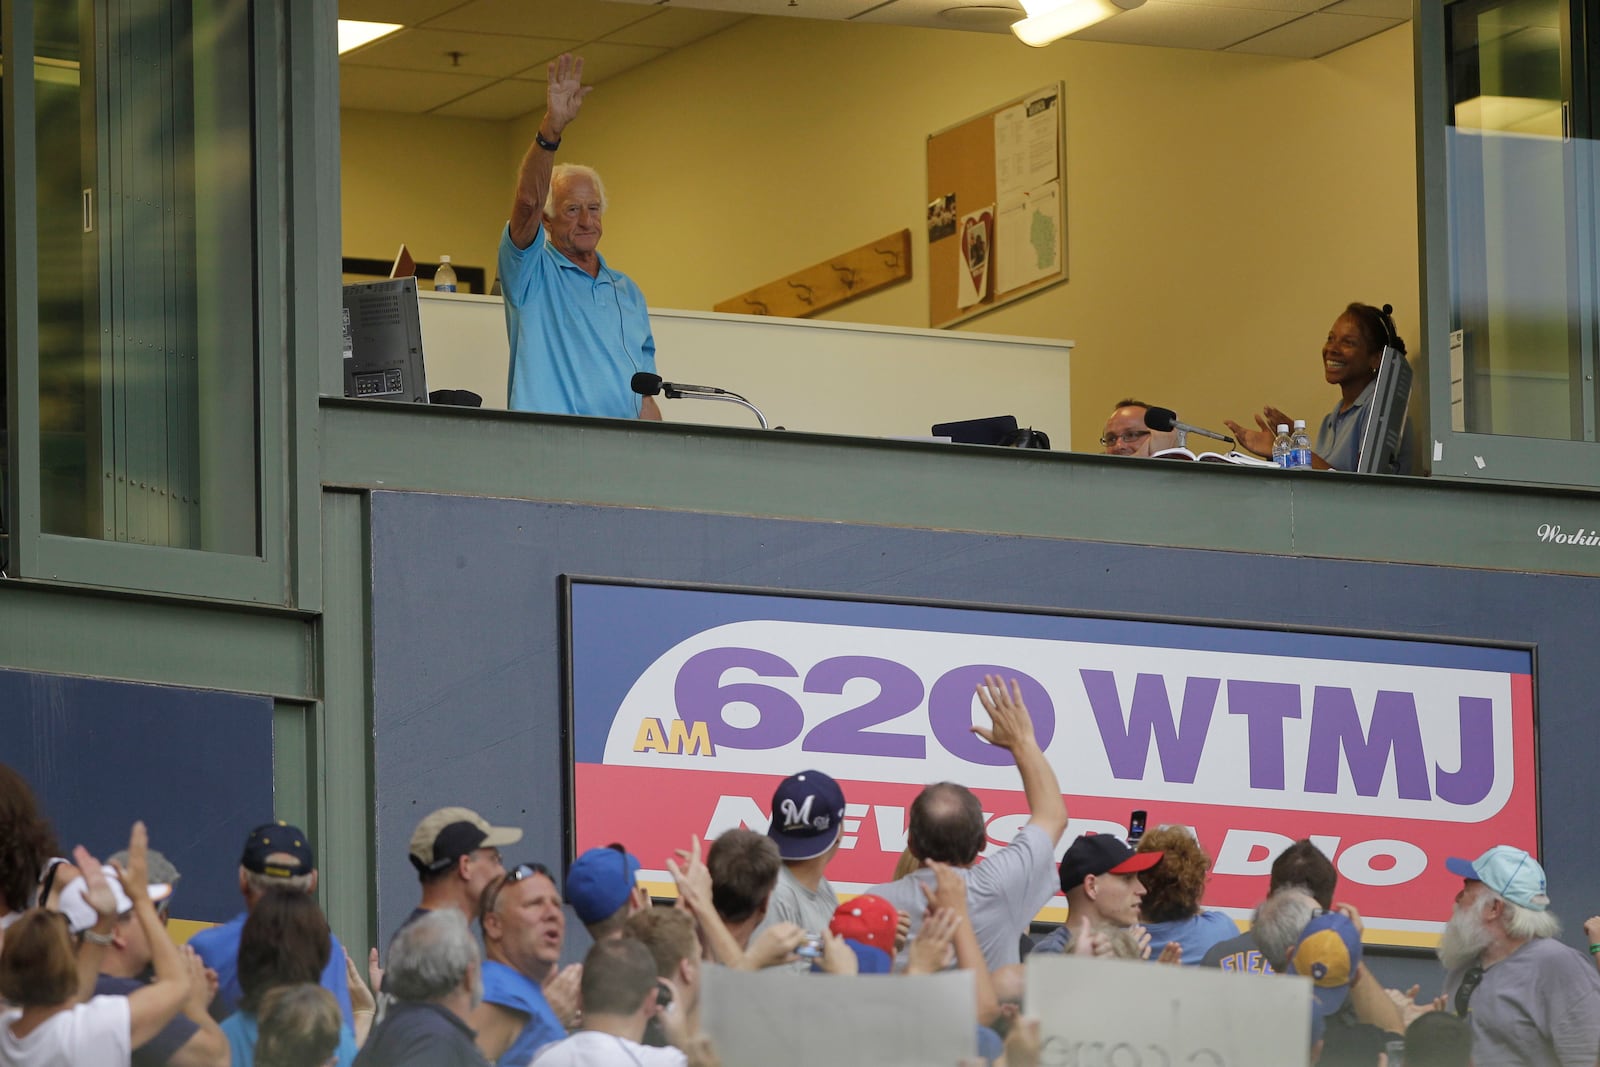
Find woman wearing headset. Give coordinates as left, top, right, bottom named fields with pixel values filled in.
left=1226, top=302, right=1414, bottom=474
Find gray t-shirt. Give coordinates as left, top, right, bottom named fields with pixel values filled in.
left=864, top=823, right=1057, bottom=971
left=756, top=864, right=839, bottom=938
left=1443, top=936, right=1600, bottom=1067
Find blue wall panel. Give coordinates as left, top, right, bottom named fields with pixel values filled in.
left=368, top=492, right=1599, bottom=990
left=0, top=669, right=275, bottom=923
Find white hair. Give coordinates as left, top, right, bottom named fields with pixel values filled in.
left=545, top=164, right=608, bottom=217
left=1252, top=887, right=1318, bottom=968
left=387, top=909, right=480, bottom=1004
left=1499, top=895, right=1561, bottom=941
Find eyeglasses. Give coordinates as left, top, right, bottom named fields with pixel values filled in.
left=1455, top=963, right=1484, bottom=1015
left=479, top=861, right=553, bottom=919
left=1099, top=429, right=1150, bottom=446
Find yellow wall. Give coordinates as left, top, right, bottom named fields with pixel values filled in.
left=340, top=110, right=511, bottom=293
left=343, top=17, right=1418, bottom=452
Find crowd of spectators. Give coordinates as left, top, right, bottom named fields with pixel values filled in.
left=1, top=683, right=1595, bottom=1067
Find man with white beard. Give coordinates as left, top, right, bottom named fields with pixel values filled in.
left=1436, top=845, right=1600, bottom=1067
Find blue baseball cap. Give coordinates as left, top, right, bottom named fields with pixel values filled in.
left=1446, top=846, right=1549, bottom=911
left=1288, top=911, right=1363, bottom=1017
left=767, top=770, right=846, bottom=861
left=565, top=845, right=642, bottom=925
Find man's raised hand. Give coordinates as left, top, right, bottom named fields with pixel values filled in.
left=973, top=675, right=1037, bottom=753
left=545, top=53, right=592, bottom=137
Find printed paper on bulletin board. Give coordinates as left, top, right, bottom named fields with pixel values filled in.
left=927, top=84, right=1066, bottom=329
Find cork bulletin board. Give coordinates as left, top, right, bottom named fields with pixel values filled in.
left=926, top=84, right=1066, bottom=328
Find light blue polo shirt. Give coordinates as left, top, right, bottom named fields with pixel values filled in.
left=501, top=222, right=656, bottom=419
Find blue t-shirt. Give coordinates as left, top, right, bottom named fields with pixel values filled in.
left=480, top=959, right=566, bottom=1067
left=500, top=223, right=656, bottom=419
left=1140, top=909, right=1240, bottom=965
left=221, top=1009, right=359, bottom=1067
left=188, top=910, right=355, bottom=1026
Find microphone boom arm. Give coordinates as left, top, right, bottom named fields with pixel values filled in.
left=665, top=386, right=770, bottom=429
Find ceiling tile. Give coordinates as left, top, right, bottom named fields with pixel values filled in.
left=340, top=65, right=496, bottom=113
left=606, top=0, right=888, bottom=19
left=602, top=8, right=752, bottom=47
left=427, top=0, right=660, bottom=40
left=509, top=41, right=670, bottom=83
left=1158, top=0, right=1325, bottom=13
left=850, top=0, right=1021, bottom=31
left=1321, top=0, right=1410, bottom=18
left=338, top=0, right=468, bottom=23
left=431, top=78, right=550, bottom=119
left=1073, top=2, right=1299, bottom=50
left=342, top=28, right=579, bottom=77
left=1225, top=10, right=1401, bottom=56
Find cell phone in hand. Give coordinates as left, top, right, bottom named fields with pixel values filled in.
left=795, top=933, right=825, bottom=959
left=1128, top=809, right=1147, bottom=845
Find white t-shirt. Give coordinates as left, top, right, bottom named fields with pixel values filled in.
left=531, top=1029, right=687, bottom=1067
left=0, top=995, right=131, bottom=1067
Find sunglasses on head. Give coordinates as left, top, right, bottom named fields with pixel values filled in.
left=479, top=861, right=554, bottom=918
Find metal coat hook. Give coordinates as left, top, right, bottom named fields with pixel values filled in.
left=874, top=245, right=900, bottom=268
left=830, top=264, right=857, bottom=289
left=787, top=280, right=814, bottom=305
left=743, top=297, right=769, bottom=315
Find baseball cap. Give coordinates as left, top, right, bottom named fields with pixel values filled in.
left=767, top=771, right=846, bottom=861
left=829, top=893, right=897, bottom=949
left=566, top=845, right=642, bottom=925
left=1058, top=833, right=1163, bottom=893
left=409, top=807, right=523, bottom=875
left=1445, top=846, right=1550, bottom=911
left=58, top=868, right=174, bottom=934
left=241, top=821, right=316, bottom=878
left=1288, top=911, right=1363, bottom=1017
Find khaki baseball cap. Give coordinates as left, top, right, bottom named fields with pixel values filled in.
left=408, top=806, right=523, bottom=875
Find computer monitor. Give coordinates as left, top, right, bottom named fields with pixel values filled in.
left=341, top=278, right=429, bottom=404
left=1355, top=344, right=1412, bottom=474
left=932, top=415, right=1019, bottom=446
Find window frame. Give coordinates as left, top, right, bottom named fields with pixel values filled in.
left=2, top=0, right=329, bottom=607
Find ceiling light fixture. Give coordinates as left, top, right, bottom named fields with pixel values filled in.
left=1011, top=0, right=1145, bottom=47
left=337, top=19, right=403, bottom=55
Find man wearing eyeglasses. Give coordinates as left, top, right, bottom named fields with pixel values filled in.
left=1432, top=846, right=1600, bottom=1067
left=1099, top=399, right=1176, bottom=457
left=470, top=863, right=571, bottom=1067
left=403, top=807, right=522, bottom=931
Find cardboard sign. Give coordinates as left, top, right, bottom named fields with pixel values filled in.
left=567, top=580, right=1537, bottom=946
left=701, top=966, right=976, bottom=1067
left=1027, top=955, right=1311, bottom=1067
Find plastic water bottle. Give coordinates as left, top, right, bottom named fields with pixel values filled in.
left=434, top=255, right=458, bottom=293
left=1271, top=424, right=1291, bottom=468
left=1290, top=419, right=1312, bottom=469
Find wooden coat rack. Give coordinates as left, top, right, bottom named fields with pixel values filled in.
left=715, top=229, right=912, bottom=319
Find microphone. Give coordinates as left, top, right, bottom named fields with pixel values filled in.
left=629, top=371, right=770, bottom=430
left=630, top=372, right=728, bottom=398
left=1143, top=405, right=1233, bottom=445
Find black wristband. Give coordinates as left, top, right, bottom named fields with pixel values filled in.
left=535, top=131, right=560, bottom=152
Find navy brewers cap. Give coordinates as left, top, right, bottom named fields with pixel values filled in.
left=767, top=770, right=847, bottom=861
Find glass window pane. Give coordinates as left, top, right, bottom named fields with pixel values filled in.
left=34, top=0, right=260, bottom=554
left=1446, top=0, right=1588, bottom=440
